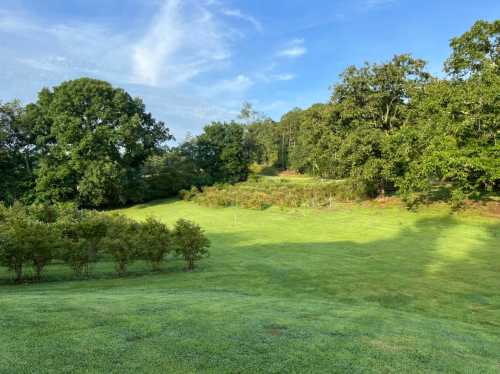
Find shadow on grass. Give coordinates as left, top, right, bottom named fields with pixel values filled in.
left=132, top=197, right=181, bottom=210
left=0, top=258, right=194, bottom=286
left=1, top=216, right=498, bottom=327
left=204, top=216, right=500, bottom=323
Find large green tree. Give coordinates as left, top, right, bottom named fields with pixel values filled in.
left=332, top=54, right=430, bottom=132
left=28, top=78, right=171, bottom=207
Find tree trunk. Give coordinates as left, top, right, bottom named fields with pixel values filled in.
left=14, top=264, right=23, bottom=283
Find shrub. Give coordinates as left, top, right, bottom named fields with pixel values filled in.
left=27, top=222, right=60, bottom=280
left=101, top=215, right=139, bottom=276
left=0, top=202, right=211, bottom=283
left=173, top=219, right=210, bottom=271
left=179, top=186, right=200, bottom=201
left=136, top=217, right=172, bottom=271
left=58, top=211, right=108, bottom=276
left=190, top=178, right=363, bottom=210
left=0, top=210, right=31, bottom=282
left=0, top=205, right=60, bottom=281
left=450, top=189, right=467, bottom=211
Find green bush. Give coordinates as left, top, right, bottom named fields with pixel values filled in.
left=136, top=217, right=172, bottom=271
left=0, top=204, right=61, bottom=281
left=173, top=219, right=210, bottom=271
left=58, top=211, right=108, bottom=276
left=0, top=208, right=32, bottom=282
left=450, top=189, right=467, bottom=211
left=0, top=203, right=210, bottom=283
left=189, top=179, right=363, bottom=210
left=179, top=186, right=200, bottom=201
left=101, top=215, right=139, bottom=276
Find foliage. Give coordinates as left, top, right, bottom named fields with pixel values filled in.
left=0, top=101, right=35, bottom=204
left=0, top=203, right=61, bottom=281
left=143, top=150, right=207, bottom=201
left=186, top=178, right=359, bottom=210
left=445, top=19, right=499, bottom=77
left=173, top=219, right=210, bottom=271
left=0, top=202, right=209, bottom=282
left=58, top=210, right=108, bottom=275
left=25, top=78, right=171, bottom=208
left=136, top=217, right=172, bottom=271
left=0, top=20, right=498, bottom=209
left=189, top=122, right=252, bottom=184
left=243, top=20, right=499, bottom=207
left=101, top=215, right=140, bottom=276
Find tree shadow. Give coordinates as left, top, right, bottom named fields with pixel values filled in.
left=209, top=215, right=500, bottom=326
left=132, top=197, right=181, bottom=209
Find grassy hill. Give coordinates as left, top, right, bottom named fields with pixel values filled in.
left=1, top=200, right=499, bottom=373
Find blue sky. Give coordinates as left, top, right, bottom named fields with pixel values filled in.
left=0, top=0, right=498, bottom=140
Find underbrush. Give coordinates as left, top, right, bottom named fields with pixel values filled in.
left=181, top=178, right=361, bottom=209
left=180, top=177, right=500, bottom=217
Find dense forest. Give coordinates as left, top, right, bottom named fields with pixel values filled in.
left=1, top=20, right=498, bottom=209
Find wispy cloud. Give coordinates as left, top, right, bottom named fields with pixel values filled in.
left=256, top=71, right=296, bottom=83
left=0, top=1, right=280, bottom=139
left=206, top=74, right=254, bottom=95
left=221, top=8, right=263, bottom=32
left=0, top=9, right=130, bottom=81
left=277, top=39, right=307, bottom=58
left=132, top=0, right=231, bottom=87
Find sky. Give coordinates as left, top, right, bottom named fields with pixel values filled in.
left=0, top=0, right=498, bottom=140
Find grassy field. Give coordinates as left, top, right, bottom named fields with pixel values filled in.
left=1, top=200, right=499, bottom=373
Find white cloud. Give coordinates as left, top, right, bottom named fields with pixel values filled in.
left=207, top=74, right=254, bottom=95
left=0, top=9, right=131, bottom=82
left=221, top=8, right=263, bottom=32
left=0, top=1, right=261, bottom=139
left=132, top=0, right=231, bottom=87
left=277, top=39, right=307, bottom=58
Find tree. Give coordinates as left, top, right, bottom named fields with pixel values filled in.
left=143, top=148, right=209, bottom=200
left=28, top=78, right=172, bottom=208
left=332, top=54, right=430, bottom=132
left=101, top=215, right=139, bottom=276
left=0, top=101, right=35, bottom=204
left=445, top=20, right=499, bottom=78
left=173, top=219, right=210, bottom=271
left=0, top=204, right=60, bottom=281
left=397, top=21, right=500, bottom=204
left=0, top=204, right=31, bottom=282
left=136, top=217, right=172, bottom=271
left=192, top=122, right=252, bottom=183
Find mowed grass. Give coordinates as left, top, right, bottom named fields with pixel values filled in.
left=1, top=200, right=499, bottom=373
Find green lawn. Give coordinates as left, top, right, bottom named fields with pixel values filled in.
left=1, top=200, right=499, bottom=373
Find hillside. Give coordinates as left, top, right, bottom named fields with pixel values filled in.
left=1, top=200, right=499, bottom=373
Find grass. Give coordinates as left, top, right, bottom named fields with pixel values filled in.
left=1, top=199, right=499, bottom=373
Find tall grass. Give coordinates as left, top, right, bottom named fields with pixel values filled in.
left=182, top=178, right=360, bottom=209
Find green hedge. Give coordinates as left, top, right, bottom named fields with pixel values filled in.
left=0, top=203, right=210, bottom=283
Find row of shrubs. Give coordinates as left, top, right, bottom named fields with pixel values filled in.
left=0, top=203, right=210, bottom=283
left=180, top=178, right=360, bottom=209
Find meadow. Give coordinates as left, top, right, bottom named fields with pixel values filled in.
left=1, top=199, right=499, bottom=373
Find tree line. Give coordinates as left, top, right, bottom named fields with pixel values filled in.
left=1, top=20, right=498, bottom=209
left=0, top=78, right=252, bottom=208
left=246, top=20, right=499, bottom=206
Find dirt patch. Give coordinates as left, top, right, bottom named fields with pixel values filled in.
left=265, top=323, right=288, bottom=337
